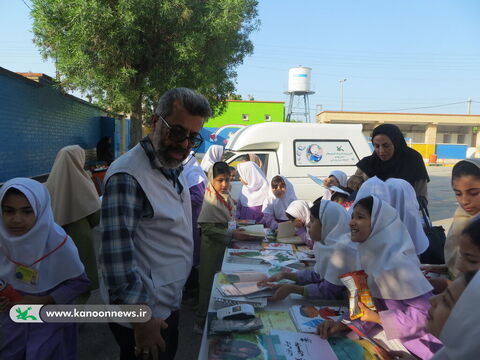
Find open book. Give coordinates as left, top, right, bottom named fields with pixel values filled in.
left=276, top=221, right=303, bottom=244
left=290, top=305, right=346, bottom=333
left=218, top=272, right=269, bottom=297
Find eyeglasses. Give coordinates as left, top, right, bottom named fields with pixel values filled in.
left=158, top=114, right=204, bottom=148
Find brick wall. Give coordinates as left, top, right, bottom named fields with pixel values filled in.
left=0, top=67, right=107, bottom=182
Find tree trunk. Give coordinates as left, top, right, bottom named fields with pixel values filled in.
left=130, top=97, right=143, bottom=148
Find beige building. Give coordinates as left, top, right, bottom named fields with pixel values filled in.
left=316, top=111, right=480, bottom=147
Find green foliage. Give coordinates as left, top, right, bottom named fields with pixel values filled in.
left=31, top=0, right=259, bottom=141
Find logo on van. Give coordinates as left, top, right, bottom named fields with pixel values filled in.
left=336, top=145, right=344, bottom=151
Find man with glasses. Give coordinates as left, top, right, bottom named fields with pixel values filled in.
left=100, top=88, right=211, bottom=360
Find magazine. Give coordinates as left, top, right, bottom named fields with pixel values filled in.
left=262, top=242, right=295, bottom=251
left=290, top=305, right=346, bottom=333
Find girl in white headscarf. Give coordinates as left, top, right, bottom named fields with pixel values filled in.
left=392, top=270, right=480, bottom=360
left=200, top=145, right=224, bottom=173
left=260, top=200, right=357, bottom=302
left=285, top=200, right=314, bottom=248
left=236, top=161, right=270, bottom=223
left=262, top=175, right=297, bottom=230
left=45, top=145, right=101, bottom=297
left=351, top=176, right=391, bottom=209
left=322, top=170, right=348, bottom=200
left=318, top=196, right=442, bottom=359
left=386, top=178, right=429, bottom=255
left=0, top=178, right=89, bottom=360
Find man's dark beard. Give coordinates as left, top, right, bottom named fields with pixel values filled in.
left=156, top=145, right=189, bottom=169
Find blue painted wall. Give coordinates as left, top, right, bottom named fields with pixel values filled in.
left=436, top=144, right=468, bottom=159
left=0, top=68, right=107, bottom=182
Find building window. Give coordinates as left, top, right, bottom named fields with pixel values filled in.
left=264, top=114, right=271, bottom=121
left=457, top=134, right=465, bottom=144
left=443, top=134, right=451, bottom=143
left=242, top=114, right=249, bottom=121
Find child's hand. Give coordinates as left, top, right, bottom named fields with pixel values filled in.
left=323, top=178, right=332, bottom=187
left=359, top=302, right=381, bottom=324
left=0, top=296, right=11, bottom=312
left=316, top=319, right=349, bottom=339
left=258, top=273, right=284, bottom=286
left=429, top=278, right=450, bottom=294
left=267, top=284, right=303, bottom=302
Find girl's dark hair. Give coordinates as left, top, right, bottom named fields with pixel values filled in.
left=452, top=160, right=480, bottom=182
left=354, top=196, right=374, bottom=215
left=309, top=202, right=321, bottom=219
left=1, top=187, right=24, bottom=206
left=212, top=161, right=231, bottom=178
left=461, top=217, right=480, bottom=248
left=229, top=166, right=236, bottom=172
left=271, top=175, right=286, bottom=188
left=331, top=192, right=348, bottom=202
left=463, top=269, right=478, bottom=285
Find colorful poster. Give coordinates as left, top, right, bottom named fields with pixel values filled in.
left=294, top=140, right=359, bottom=166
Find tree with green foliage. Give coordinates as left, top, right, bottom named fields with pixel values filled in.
left=31, top=0, right=259, bottom=146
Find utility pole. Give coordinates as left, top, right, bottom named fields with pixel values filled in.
left=467, top=97, right=472, bottom=115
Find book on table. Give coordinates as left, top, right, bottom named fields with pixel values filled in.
left=238, top=224, right=266, bottom=238
left=290, top=304, right=346, bottom=333
left=276, top=221, right=303, bottom=244
left=218, top=271, right=269, bottom=297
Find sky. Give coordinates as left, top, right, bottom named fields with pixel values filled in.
left=1, top=0, right=480, bottom=120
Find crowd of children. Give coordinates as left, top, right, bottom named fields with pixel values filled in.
left=1, top=141, right=480, bottom=359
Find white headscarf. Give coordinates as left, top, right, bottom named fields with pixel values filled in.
left=237, top=161, right=270, bottom=207
left=0, top=178, right=85, bottom=293
left=313, top=200, right=358, bottom=286
left=285, top=200, right=313, bottom=226
left=323, top=170, right=348, bottom=200
left=433, top=272, right=480, bottom=359
left=351, top=176, right=391, bottom=209
left=182, top=151, right=208, bottom=188
left=45, top=145, right=101, bottom=226
left=262, top=176, right=297, bottom=221
left=386, top=178, right=429, bottom=255
left=358, top=196, right=432, bottom=300
left=200, top=145, right=224, bottom=173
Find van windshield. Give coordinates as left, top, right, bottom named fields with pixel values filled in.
left=223, top=151, right=236, bottom=162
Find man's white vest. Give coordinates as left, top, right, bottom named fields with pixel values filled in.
left=104, top=144, right=193, bottom=320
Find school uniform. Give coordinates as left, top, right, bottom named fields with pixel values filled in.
left=350, top=197, right=442, bottom=359
left=432, top=272, right=480, bottom=359
left=386, top=178, right=429, bottom=255
left=285, top=200, right=314, bottom=248
left=0, top=178, right=89, bottom=360
left=297, top=201, right=357, bottom=300
left=196, top=166, right=236, bottom=324
left=236, top=161, right=269, bottom=223
left=182, top=152, right=208, bottom=267
left=323, top=170, right=347, bottom=200
left=261, top=176, right=297, bottom=230
left=200, top=145, right=223, bottom=173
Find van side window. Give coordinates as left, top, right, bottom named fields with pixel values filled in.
left=229, top=153, right=269, bottom=178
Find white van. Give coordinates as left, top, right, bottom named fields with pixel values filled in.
left=224, top=122, right=371, bottom=201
